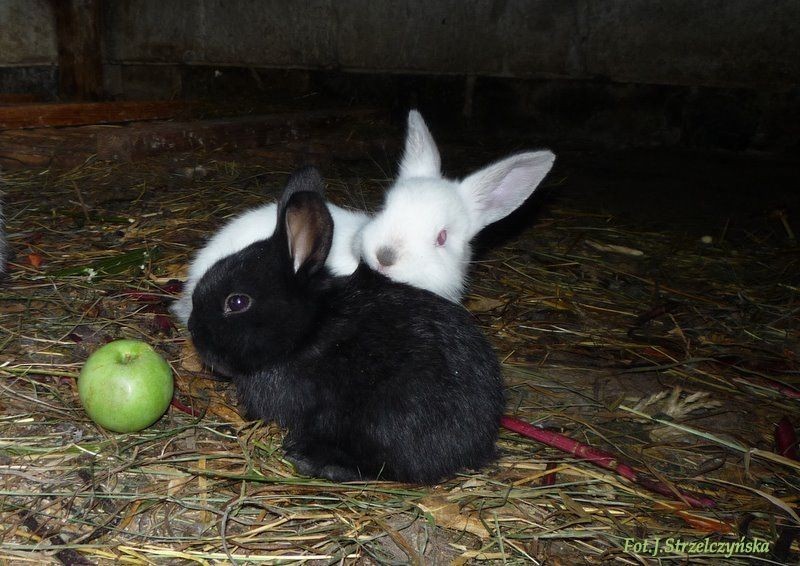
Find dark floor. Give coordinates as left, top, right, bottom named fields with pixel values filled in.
left=1, top=111, right=798, bottom=563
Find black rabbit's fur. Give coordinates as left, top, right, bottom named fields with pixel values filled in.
left=189, top=167, right=504, bottom=483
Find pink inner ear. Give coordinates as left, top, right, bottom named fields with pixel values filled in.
left=472, top=167, right=539, bottom=227
left=286, top=207, right=314, bottom=272
left=488, top=168, right=533, bottom=211
left=436, top=229, right=447, bottom=246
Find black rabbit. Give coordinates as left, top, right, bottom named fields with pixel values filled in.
left=188, top=167, right=504, bottom=483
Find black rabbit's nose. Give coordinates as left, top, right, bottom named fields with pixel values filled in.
left=376, top=246, right=397, bottom=267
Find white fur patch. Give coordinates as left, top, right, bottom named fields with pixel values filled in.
left=172, top=203, right=368, bottom=325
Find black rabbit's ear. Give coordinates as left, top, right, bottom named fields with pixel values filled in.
left=275, top=166, right=331, bottom=275
left=279, top=166, right=326, bottom=209
left=284, top=190, right=333, bottom=275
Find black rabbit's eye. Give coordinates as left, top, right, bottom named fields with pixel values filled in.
left=224, top=293, right=252, bottom=315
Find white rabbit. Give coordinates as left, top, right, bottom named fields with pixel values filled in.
left=171, top=201, right=368, bottom=326
left=357, top=110, right=556, bottom=302
left=173, top=110, right=555, bottom=324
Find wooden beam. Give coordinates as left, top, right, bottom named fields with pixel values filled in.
left=51, top=0, right=104, bottom=101
left=0, top=127, right=98, bottom=169
left=95, top=108, right=384, bottom=161
left=0, top=101, right=196, bottom=130
left=0, top=94, right=45, bottom=105
left=0, top=107, right=387, bottom=168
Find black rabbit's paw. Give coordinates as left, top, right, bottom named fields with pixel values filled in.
left=285, top=450, right=364, bottom=483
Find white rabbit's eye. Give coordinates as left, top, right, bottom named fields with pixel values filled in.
left=224, top=293, right=252, bottom=315
left=436, top=229, right=447, bottom=247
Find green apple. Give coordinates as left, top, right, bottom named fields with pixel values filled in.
left=78, top=339, right=174, bottom=433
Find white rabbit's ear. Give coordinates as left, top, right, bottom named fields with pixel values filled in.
left=398, top=110, right=442, bottom=179
left=458, top=150, right=555, bottom=233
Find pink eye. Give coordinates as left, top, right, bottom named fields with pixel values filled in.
left=436, top=229, right=447, bottom=247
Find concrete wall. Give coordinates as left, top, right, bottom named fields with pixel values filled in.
left=100, top=0, right=798, bottom=91
left=1, top=1, right=797, bottom=90
left=0, top=0, right=56, bottom=65
left=0, top=0, right=57, bottom=96
left=580, top=1, right=799, bottom=90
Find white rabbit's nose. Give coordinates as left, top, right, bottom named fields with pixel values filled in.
left=376, top=246, right=397, bottom=267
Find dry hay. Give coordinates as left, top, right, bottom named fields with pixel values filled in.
left=0, top=144, right=798, bottom=565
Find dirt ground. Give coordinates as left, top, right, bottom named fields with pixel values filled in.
left=1, top=117, right=798, bottom=564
